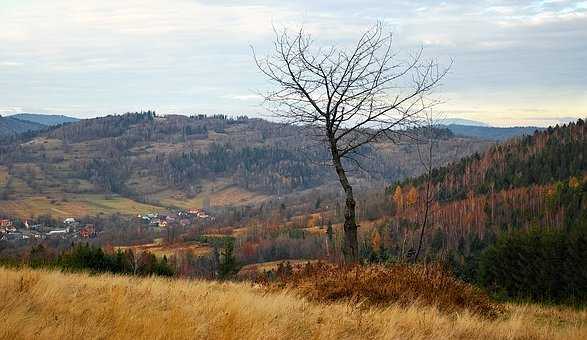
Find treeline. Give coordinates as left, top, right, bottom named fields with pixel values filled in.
left=26, top=243, right=174, bottom=276
left=47, top=111, right=156, bottom=143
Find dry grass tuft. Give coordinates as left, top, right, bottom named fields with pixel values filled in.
left=257, top=262, right=501, bottom=318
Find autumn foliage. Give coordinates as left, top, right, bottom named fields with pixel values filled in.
left=258, top=262, right=501, bottom=318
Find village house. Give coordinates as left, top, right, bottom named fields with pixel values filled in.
left=0, top=225, right=17, bottom=234
left=1, top=232, right=28, bottom=241
left=27, top=230, right=44, bottom=239
left=47, top=229, right=69, bottom=239
left=0, top=219, right=13, bottom=228
left=79, top=224, right=96, bottom=238
left=187, top=208, right=210, bottom=219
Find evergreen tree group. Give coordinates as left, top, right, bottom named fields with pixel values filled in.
left=28, top=243, right=174, bottom=277
left=479, top=226, right=587, bottom=304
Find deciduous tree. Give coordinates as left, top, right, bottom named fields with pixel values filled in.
left=254, top=23, right=448, bottom=262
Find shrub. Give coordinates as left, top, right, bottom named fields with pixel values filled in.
left=258, top=262, right=501, bottom=318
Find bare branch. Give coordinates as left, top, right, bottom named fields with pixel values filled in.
left=253, top=22, right=451, bottom=262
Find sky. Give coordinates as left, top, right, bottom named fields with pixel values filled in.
left=0, top=0, right=586, bottom=127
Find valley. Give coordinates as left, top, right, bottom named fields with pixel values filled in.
left=0, top=112, right=493, bottom=219
left=3, top=2, right=586, bottom=338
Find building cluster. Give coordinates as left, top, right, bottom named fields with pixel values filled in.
left=0, top=217, right=96, bottom=242
left=137, top=208, right=212, bottom=230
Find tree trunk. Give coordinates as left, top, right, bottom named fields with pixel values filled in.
left=329, top=141, right=358, bottom=263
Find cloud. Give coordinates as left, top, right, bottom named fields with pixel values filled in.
left=0, top=0, right=585, bottom=125
left=0, top=61, right=24, bottom=67
left=0, top=106, right=25, bottom=115
left=223, top=94, right=263, bottom=101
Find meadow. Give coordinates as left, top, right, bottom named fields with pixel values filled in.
left=0, top=194, right=167, bottom=219
left=1, top=266, right=585, bottom=339
left=115, top=241, right=213, bottom=258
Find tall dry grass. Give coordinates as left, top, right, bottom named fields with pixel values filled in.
left=0, top=266, right=586, bottom=339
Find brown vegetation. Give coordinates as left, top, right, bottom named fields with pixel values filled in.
left=1, top=267, right=586, bottom=339
left=258, top=262, right=501, bottom=318
left=115, top=241, right=213, bottom=258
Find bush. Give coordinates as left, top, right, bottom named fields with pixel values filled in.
left=258, top=262, right=501, bottom=318
left=479, top=227, right=587, bottom=304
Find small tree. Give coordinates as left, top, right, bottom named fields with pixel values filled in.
left=414, top=114, right=437, bottom=262
left=219, top=238, right=238, bottom=279
left=254, top=23, right=449, bottom=262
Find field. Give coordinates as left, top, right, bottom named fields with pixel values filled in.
left=238, top=259, right=320, bottom=276
left=115, top=241, right=213, bottom=258
left=154, top=182, right=270, bottom=210
left=0, top=267, right=585, bottom=339
left=0, top=166, right=8, bottom=186
left=0, top=194, right=167, bottom=219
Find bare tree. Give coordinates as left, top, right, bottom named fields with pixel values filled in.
left=413, top=113, right=436, bottom=262
left=254, top=22, right=449, bottom=262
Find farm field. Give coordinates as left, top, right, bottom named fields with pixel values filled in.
left=154, top=183, right=270, bottom=210
left=115, top=241, right=213, bottom=258
left=0, top=194, right=168, bottom=219
left=0, top=166, right=8, bottom=186
left=238, top=259, right=322, bottom=277
left=1, top=267, right=586, bottom=340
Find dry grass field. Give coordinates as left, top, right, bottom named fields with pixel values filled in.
left=0, top=267, right=585, bottom=339
left=0, top=166, right=8, bottom=186
left=238, top=259, right=320, bottom=277
left=155, top=183, right=269, bottom=210
left=0, top=194, right=167, bottom=219
left=115, top=241, right=213, bottom=258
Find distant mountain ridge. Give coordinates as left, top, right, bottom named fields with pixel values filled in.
left=437, top=118, right=490, bottom=127
left=0, top=116, right=46, bottom=136
left=8, top=113, right=79, bottom=126
left=0, top=113, right=79, bottom=136
left=445, top=124, right=543, bottom=141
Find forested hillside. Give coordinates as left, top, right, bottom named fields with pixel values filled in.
left=382, top=120, right=586, bottom=287
left=0, top=112, right=492, bottom=217
left=0, top=114, right=78, bottom=136
left=417, top=120, right=585, bottom=200
left=9, top=113, right=79, bottom=126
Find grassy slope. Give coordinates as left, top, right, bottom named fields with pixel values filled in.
left=115, top=241, right=213, bottom=258
left=1, top=267, right=585, bottom=339
left=0, top=195, right=168, bottom=219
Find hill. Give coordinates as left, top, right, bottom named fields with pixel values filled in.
left=0, top=113, right=79, bottom=137
left=0, top=116, right=46, bottom=136
left=9, top=113, right=79, bottom=126
left=1, top=267, right=585, bottom=339
left=438, top=118, right=489, bottom=127
left=384, top=119, right=586, bottom=279
left=445, top=124, right=543, bottom=141
left=0, top=112, right=493, bottom=218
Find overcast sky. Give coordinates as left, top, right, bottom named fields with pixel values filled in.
left=1, top=0, right=585, bottom=126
